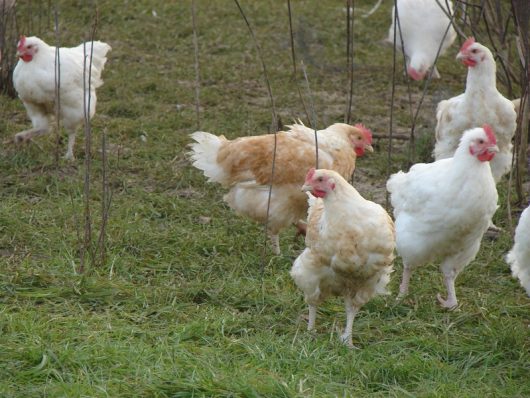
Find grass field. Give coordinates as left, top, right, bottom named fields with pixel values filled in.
left=0, top=1, right=529, bottom=396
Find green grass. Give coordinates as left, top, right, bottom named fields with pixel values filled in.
left=0, top=1, right=529, bottom=397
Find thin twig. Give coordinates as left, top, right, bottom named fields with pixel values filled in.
left=28, top=0, right=32, bottom=33
left=482, top=7, right=515, bottom=96
left=80, top=8, right=98, bottom=273
left=393, top=0, right=415, bottom=163
left=386, top=0, right=398, bottom=210
left=97, top=128, right=109, bottom=267
left=233, top=0, right=277, bottom=127
left=233, top=0, right=278, bottom=271
left=47, top=0, right=51, bottom=28
left=53, top=7, right=61, bottom=167
left=435, top=0, right=467, bottom=38
left=344, top=0, right=354, bottom=124
left=286, top=0, right=310, bottom=123
left=511, top=0, right=530, bottom=207
left=408, top=7, right=458, bottom=163
left=191, top=0, right=201, bottom=131
left=0, top=0, right=17, bottom=97
left=37, top=0, right=42, bottom=34
left=300, top=61, right=319, bottom=169
left=287, top=0, right=319, bottom=169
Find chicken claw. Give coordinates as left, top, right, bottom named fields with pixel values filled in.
left=436, top=293, right=457, bottom=309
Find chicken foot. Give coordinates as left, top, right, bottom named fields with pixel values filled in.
left=14, top=127, right=49, bottom=144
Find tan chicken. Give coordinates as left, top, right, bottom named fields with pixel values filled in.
left=290, top=168, right=395, bottom=347
left=189, top=123, right=373, bottom=254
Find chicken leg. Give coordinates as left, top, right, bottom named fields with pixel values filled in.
left=436, top=242, right=479, bottom=309
left=14, top=103, right=50, bottom=145
left=65, top=132, right=77, bottom=160
left=397, top=265, right=413, bottom=299
left=431, top=65, right=441, bottom=79
left=436, top=269, right=458, bottom=309
left=268, top=232, right=280, bottom=255
left=14, top=127, right=49, bottom=144
left=307, top=304, right=317, bottom=331
left=340, top=297, right=359, bottom=348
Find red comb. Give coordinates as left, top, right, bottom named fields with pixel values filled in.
left=482, top=124, right=496, bottom=144
left=17, top=35, right=26, bottom=51
left=354, top=123, right=373, bottom=144
left=460, top=37, right=475, bottom=53
left=305, top=167, right=316, bottom=182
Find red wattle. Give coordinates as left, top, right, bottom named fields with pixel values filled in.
left=477, top=151, right=495, bottom=162
left=20, top=54, right=33, bottom=62
left=463, top=58, right=476, bottom=67
left=354, top=147, right=364, bottom=157
left=311, top=189, right=327, bottom=198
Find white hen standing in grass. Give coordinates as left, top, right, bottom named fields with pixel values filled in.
left=388, top=125, right=498, bottom=309
left=506, top=206, right=530, bottom=297
left=388, top=0, right=456, bottom=80
left=13, top=35, right=111, bottom=159
left=290, top=168, right=395, bottom=347
left=434, top=37, right=516, bottom=182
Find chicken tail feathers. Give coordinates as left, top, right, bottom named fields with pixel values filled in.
left=188, top=131, right=228, bottom=184
left=77, top=41, right=111, bottom=88
left=506, top=250, right=530, bottom=296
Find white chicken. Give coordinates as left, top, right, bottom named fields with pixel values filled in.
left=189, top=123, right=373, bottom=255
left=387, top=125, right=499, bottom=308
left=13, top=35, right=111, bottom=159
left=434, top=37, right=516, bottom=182
left=290, top=168, right=395, bottom=347
left=506, top=206, right=530, bottom=297
left=388, top=0, right=457, bottom=80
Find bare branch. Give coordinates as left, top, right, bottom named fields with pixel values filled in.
left=387, top=0, right=398, bottom=209
left=54, top=6, right=61, bottom=166
left=344, top=0, right=354, bottom=125
left=191, top=0, right=201, bottom=131
left=286, top=0, right=310, bottom=122
left=233, top=0, right=278, bottom=271
left=80, top=6, right=99, bottom=272
left=300, top=61, right=319, bottom=169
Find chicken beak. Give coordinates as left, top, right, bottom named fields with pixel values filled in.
left=365, top=144, right=374, bottom=153
left=487, top=145, right=499, bottom=153
left=456, top=52, right=463, bottom=60
left=301, top=184, right=312, bottom=192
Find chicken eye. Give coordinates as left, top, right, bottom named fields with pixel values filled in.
left=471, top=49, right=477, bottom=54
left=27, top=45, right=32, bottom=49
left=317, top=177, right=323, bottom=182
left=478, top=139, right=484, bottom=144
